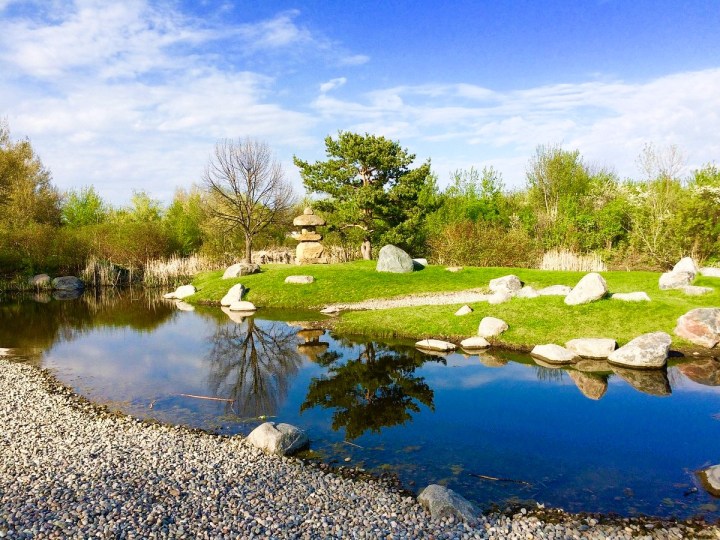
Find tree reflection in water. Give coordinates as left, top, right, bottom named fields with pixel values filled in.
left=301, top=341, right=439, bottom=440
left=206, top=317, right=302, bottom=418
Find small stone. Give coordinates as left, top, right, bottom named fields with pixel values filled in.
left=454, top=305, right=473, bottom=316
left=284, top=275, right=315, bottom=284
left=415, top=339, right=456, bottom=352
left=531, top=344, right=577, bottom=364
left=460, top=337, right=490, bottom=350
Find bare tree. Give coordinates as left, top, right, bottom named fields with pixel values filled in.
left=202, top=138, right=296, bottom=263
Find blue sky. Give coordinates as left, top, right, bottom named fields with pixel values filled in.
left=1, top=0, right=719, bottom=204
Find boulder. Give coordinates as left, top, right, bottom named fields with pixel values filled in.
left=700, top=267, right=720, bottom=278
left=612, top=366, right=672, bottom=396
left=221, top=284, right=245, bottom=306
left=564, top=273, right=608, bottom=306
left=698, top=465, right=720, bottom=497
left=516, top=286, right=539, bottom=299
left=246, top=422, right=309, bottom=456
left=28, top=274, right=51, bottom=288
left=531, top=344, right=577, bottom=365
left=285, top=275, right=315, bottom=284
left=488, top=275, right=522, bottom=295
left=488, top=290, right=512, bottom=305
left=681, top=285, right=713, bottom=296
left=222, top=263, right=260, bottom=279
left=568, top=371, right=608, bottom=400
left=678, top=358, right=720, bottom=386
left=478, top=317, right=508, bottom=338
left=672, top=257, right=699, bottom=278
left=674, top=308, right=720, bottom=348
left=417, top=484, right=478, bottom=525
left=659, top=271, right=693, bottom=290
left=612, top=292, right=651, bottom=302
left=565, top=338, right=617, bottom=359
left=51, top=276, right=84, bottom=291
left=412, top=258, right=428, bottom=268
left=173, top=284, right=196, bottom=300
left=537, top=285, right=572, bottom=296
left=460, top=336, right=490, bottom=350
left=376, top=245, right=414, bottom=273
left=416, top=339, right=456, bottom=352
left=228, top=300, right=257, bottom=312
left=454, top=305, right=473, bottom=316
left=607, top=332, right=672, bottom=369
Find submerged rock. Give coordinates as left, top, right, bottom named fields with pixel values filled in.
left=417, top=484, right=479, bottom=525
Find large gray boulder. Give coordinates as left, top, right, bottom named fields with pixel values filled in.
left=565, top=338, right=617, bottom=359
left=607, top=332, right=672, bottom=369
left=531, top=344, right=577, bottom=364
left=51, top=276, right=84, bottom=291
left=376, top=245, right=414, bottom=273
left=659, top=271, right=693, bottom=290
left=417, top=484, right=478, bottom=525
left=221, top=284, right=245, bottom=306
left=674, top=308, right=720, bottom=348
left=488, top=274, right=522, bottom=295
left=564, top=273, right=608, bottom=306
left=246, top=422, right=309, bottom=456
left=478, top=317, right=508, bottom=338
left=672, top=257, right=699, bottom=278
left=698, top=465, right=720, bottom=497
left=223, top=263, right=260, bottom=279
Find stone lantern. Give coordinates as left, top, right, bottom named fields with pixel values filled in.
left=292, top=207, right=327, bottom=264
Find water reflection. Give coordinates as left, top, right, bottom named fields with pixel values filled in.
left=301, top=341, right=438, bottom=440
left=567, top=371, right=608, bottom=400
left=678, top=358, right=720, bottom=386
left=206, top=318, right=302, bottom=418
left=612, top=366, right=672, bottom=396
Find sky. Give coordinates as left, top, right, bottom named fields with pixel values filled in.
left=1, top=0, right=719, bottom=204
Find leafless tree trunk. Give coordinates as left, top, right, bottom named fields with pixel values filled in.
left=202, top=138, right=296, bottom=263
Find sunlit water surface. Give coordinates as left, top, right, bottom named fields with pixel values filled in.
left=2, top=290, right=720, bottom=520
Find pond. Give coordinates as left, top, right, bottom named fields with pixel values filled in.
left=2, top=289, right=720, bottom=520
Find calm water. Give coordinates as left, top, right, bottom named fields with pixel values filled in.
left=2, top=290, right=720, bottom=520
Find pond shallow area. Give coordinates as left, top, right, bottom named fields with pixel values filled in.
left=2, top=290, right=720, bottom=521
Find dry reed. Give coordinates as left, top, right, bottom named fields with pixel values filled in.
left=540, top=249, right=607, bottom=272
left=143, top=255, right=222, bottom=287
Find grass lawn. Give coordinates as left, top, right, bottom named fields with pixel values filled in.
left=190, top=261, right=720, bottom=351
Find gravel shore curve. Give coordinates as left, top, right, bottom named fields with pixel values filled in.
left=324, top=290, right=491, bottom=312
left=1, top=359, right=718, bottom=539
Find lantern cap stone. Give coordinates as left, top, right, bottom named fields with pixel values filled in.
left=293, top=208, right=326, bottom=227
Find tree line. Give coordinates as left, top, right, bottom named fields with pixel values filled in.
left=1, top=118, right=719, bottom=279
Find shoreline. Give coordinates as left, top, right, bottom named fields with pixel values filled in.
left=2, top=358, right=719, bottom=538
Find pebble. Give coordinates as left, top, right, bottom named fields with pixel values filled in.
left=1, top=359, right=718, bottom=539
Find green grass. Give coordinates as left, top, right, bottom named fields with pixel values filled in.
left=189, top=261, right=720, bottom=351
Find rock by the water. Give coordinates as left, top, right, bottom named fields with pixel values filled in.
left=416, top=339, right=456, bottom=352
left=454, top=305, right=473, bottom=316
left=284, top=275, right=315, bottom=284
left=612, top=366, right=672, bottom=396
left=478, top=317, right=508, bottom=338
left=659, top=271, right=693, bottom=290
left=537, top=285, right=572, bottom=296
left=673, top=256, right=699, bottom=278
left=612, top=292, right=651, bottom=302
left=681, top=285, right=714, bottom=296
left=220, top=284, right=245, bottom=306
left=678, top=358, right=720, bottom=386
left=222, top=263, right=260, bottom=279
left=568, top=371, right=608, bottom=400
left=460, top=336, right=490, bottom=350
left=174, top=284, right=196, bottom=300
left=531, top=344, right=577, bottom=364
left=51, top=276, right=84, bottom=291
left=28, top=274, right=51, bottom=288
left=564, top=273, right=608, bottom=306
left=376, top=245, right=414, bottom=273
left=488, top=275, right=522, bottom=295
left=246, top=422, right=309, bottom=456
left=700, top=267, right=720, bottom=278
left=674, top=308, right=720, bottom=348
left=228, top=300, right=257, bottom=312
left=516, top=286, right=539, bottom=299
left=565, top=338, right=617, bottom=359
left=417, top=484, right=478, bottom=525
left=698, top=465, right=720, bottom=497
left=607, top=332, right=671, bottom=369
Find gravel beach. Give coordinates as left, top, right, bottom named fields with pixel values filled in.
left=1, top=358, right=718, bottom=539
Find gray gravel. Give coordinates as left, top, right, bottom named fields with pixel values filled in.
left=1, top=359, right=718, bottom=539
left=325, top=290, right=492, bottom=312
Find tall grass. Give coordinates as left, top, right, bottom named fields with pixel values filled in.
left=540, top=249, right=607, bottom=272
left=143, top=255, right=223, bottom=287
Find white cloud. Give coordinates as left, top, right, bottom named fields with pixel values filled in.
left=319, top=77, right=347, bottom=94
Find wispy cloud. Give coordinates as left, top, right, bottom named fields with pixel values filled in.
left=319, top=77, right=347, bottom=94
